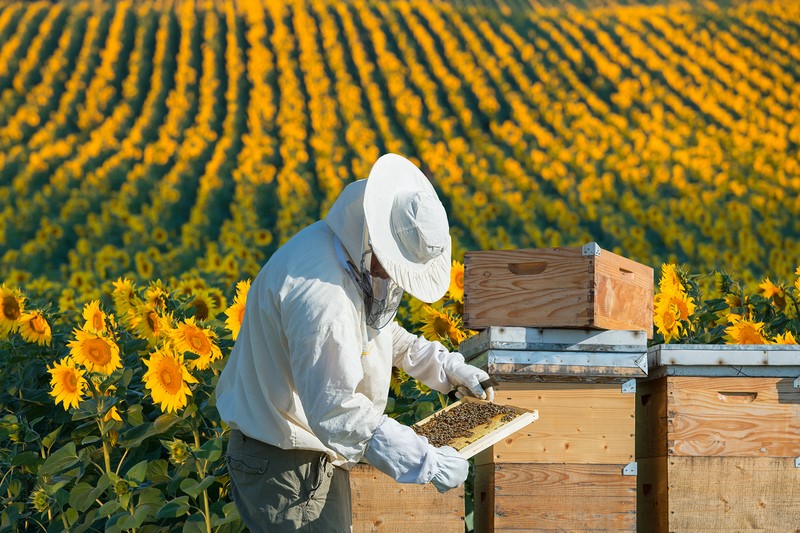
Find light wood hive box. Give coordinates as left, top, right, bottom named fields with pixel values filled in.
left=637, top=345, right=800, bottom=532
left=463, top=243, right=654, bottom=337
left=461, top=327, right=646, bottom=532
left=350, top=463, right=464, bottom=532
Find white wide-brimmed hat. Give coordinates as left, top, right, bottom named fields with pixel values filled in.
left=364, top=154, right=452, bottom=303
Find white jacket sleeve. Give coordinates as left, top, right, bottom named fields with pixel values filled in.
left=362, top=414, right=469, bottom=490
left=390, top=322, right=495, bottom=401
left=390, top=321, right=454, bottom=393
left=362, top=415, right=438, bottom=483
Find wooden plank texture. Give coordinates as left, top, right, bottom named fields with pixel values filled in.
left=593, top=252, right=653, bottom=334
left=474, top=463, right=495, bottom=533
left=636, top=457, right=668, bottom=532
left=463, top=246, right=653, bottom=336
left=349, top=464, right=464, bottom=532
left=667, top=376, right=800, bottom=457
left=663, top=457, right=800, bottom=532
left=475, top=382, right=635, bottom=465
left=636, top=378, right=669, bottom=459
left=463, top=247, right=593, bottom=330
left=475, top=463, right=636, bottom=532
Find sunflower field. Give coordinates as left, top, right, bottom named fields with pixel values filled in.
left=1, top=0, right=799, bottom=530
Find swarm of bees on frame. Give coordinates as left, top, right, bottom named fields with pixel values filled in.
left=413, top=402, right=518, bottom=448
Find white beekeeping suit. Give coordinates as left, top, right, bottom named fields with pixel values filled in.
left=216, top=154, right=494, bottom=530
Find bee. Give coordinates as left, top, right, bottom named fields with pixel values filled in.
left=413, top=401, right=518, bottom=448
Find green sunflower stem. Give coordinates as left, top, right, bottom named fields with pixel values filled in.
left=192, top=420, right=212, bottom=533
left=101, top=427, right=112, bottom=475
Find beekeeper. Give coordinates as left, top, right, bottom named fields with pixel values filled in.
left=215, top=153, right=495, bottom=532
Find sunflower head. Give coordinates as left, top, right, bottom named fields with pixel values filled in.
left=725, top=316, right=768, bottom=345
left=128, top=303, right=171, bottom=345
left=112, top=277, right=139, bottom=315
left=170, top=317, right=222, bottom=370
left=18, top=311, right=52, bottom=346
left=143, top=345, right=198, bottom=413
left=658, top=264, right=683, bottom=293
left=419, top=305, right=467, bottom=347
left=48, top=357, right=88, bottom=410
left=67, top=327, right=122, bottom=375
left=774, top=331, right=797, bottom=345
left=0, top=284, right=25, bottom=335
left=145, top=281, right=170, bottom=309
left=654, top=302, right=682, bottom=343
left=448, top=260, right=465, bottom=304
left=82, top=300, right=108, bottom=334
left=186, top=291, right=216, bottom=321
left=225, top=299, right=247, bottom=341
left=164, top=438, right=191, bottom=465
left=758, top=278, right=786, bottom=307
left=30, top=488, right=50, bottom=513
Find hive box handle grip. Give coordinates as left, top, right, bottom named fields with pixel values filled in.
left=717, top=391, right=758, bottom=403
left=508, top=262, right=547, bottom=275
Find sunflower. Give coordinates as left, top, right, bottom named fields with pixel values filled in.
left=18, top=311, right=52, bottom=346
left=144, top=281, right=169, bottom=309
left=654, top=290, right=696, bottom=322
left=169, top=317, right=222, bottom=370
left=49, top=357, right=87, bottom=410
left=135, top=252, right=154, bottom=280
left=82, top=300, right=107, bottom=333
left=127, top=303, right=171, bottom=345
left=0, top=284, right=25, bottom=335
left=225, top=279, right=251, bottom=341
left=419, top=305, right=468, bottom=346
left=774, top=331, right=797, bottom=345
left=253, top=228, right=273, bottom=246
left=206, top=287, right=227, bottom=313
left=725, top=316, right=768, bottom=345
left=142, top=345, right=198, bottom=413
left=112, top=278, right=139, bottom=314
left=448, top=260, right=465, bottom=303
left=654, top=301, right=682, bottom=343
left=759, top=278, right=786, bottom=307
left=152, top=227, right=168, bottom=245
left=174, top=278, right=202, bottom=296
left=68, top=328, right=122, bottom=375
left=186, top=290, right=216, bottom=321
left=658, top=263, right=683, bottom=293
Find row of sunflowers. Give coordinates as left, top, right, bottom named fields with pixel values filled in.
left=2, top=259, right=799, bottom=530
left=1, top=0, right=799, bottom=295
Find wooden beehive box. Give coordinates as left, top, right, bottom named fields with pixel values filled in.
left=637, top=344, right=800, bottom=532
left=463, top=243, right=654, bottom=337
left=461, top=327, right=644, bottom=532
left=350, top=463, right=464, bottom=532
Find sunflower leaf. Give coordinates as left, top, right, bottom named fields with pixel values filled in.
left=156, top=496, right=191, bottom=519
left=125, top=460, right=149, bottom=485
left=180, top=475, right=216, bottom=499
left=38, top=442, right=79, bottom=478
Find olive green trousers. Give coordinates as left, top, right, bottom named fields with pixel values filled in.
left=226, top=430, right=352, bottom=532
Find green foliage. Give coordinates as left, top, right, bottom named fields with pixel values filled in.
left=0, top=283, right=243, bottom=532
left=651, top=264, right=800, bottom=345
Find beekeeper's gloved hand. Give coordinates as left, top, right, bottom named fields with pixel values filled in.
left=430, top=445, right=469, bottom=493
left=363, top=415, right=468, bottom=492
left=442, top=353, right=495, bottom=402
